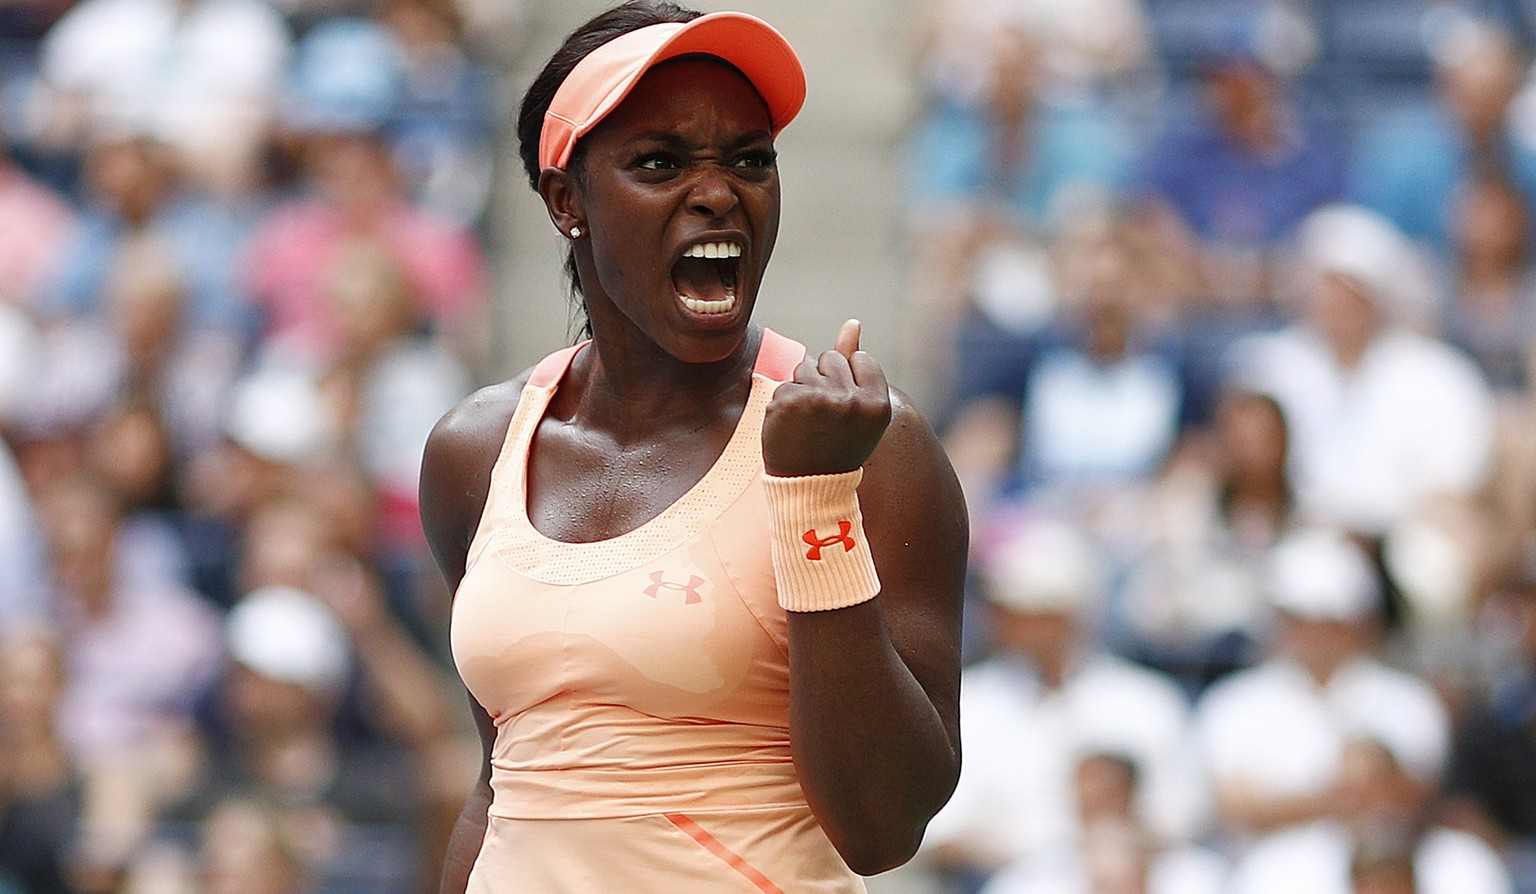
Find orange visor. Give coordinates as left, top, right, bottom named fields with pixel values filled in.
left=538, top=11, right=807, bottom=172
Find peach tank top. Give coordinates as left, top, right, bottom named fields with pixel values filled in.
left=450, top=329, right=866, bottom=893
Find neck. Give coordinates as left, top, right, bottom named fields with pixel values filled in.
left=1460, top=260, right=1522, bottom=299
left=1300, top=653, right=1352, bottom=686
left=571, top=325, right=761, bottom=439
left=1029, top=647, right=1075, bottom=690
left=1330, top=332, right=1372, bottom=369
left=1227, top=474, right=1288, bottom=511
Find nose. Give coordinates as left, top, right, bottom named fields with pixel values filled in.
left=687, top=165, right=739, bottom=219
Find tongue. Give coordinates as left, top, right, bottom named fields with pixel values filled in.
left=672, top=257, right=735, bottom=302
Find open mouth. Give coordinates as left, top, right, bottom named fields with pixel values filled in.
left=672, top=241, right=741, bottom=315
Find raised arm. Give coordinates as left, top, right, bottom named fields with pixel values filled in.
left=763, top=321, right=968, bottom=874
left=418, top=378, right=525, bottom=894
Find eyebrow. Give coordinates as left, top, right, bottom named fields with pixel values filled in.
left=623, top=130, right=774, bottom=151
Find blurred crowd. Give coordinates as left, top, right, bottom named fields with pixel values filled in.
left=911, top=1, right=1536, bottom=894
left=0, top=0, right=508, bottom=891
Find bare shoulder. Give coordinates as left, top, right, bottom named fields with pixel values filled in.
left=424, top=374, right=530, bottom=466
left=419, top=372, right=533, bottom=586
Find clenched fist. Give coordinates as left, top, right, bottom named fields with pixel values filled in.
left=762, top=319, right=893, bottom=477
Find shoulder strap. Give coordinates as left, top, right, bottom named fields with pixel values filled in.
left=526, top=341, right=589, bottom=389
left=753, top=328, right=806, bottom=382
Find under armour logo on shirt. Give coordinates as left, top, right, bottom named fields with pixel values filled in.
left=644, top=571, right=706, bottom=604
left=802, top=521, right=856, bottom=561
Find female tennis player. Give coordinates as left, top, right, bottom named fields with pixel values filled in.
left=420, top=3, right=967, bottom=890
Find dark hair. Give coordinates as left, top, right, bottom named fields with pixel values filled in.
left=516, top=2, right=701, bottom=190
left=515, top=2, right=701, bottom=329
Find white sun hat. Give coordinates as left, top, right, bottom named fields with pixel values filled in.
left=1266, top=527, right=1381, bottom=622
left=227, top=586, right=351, bottom=693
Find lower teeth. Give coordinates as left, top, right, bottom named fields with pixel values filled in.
left=680, top=290, right=736, bottom=315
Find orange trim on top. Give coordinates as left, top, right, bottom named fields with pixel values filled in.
left=526, top=341, right=588, bottom=389
left=664, top=813, right=787, bottom=894
left=753, top=328, right=806, bottom=382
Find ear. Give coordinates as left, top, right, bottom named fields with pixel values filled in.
left=537, top=167, right=585, bottom=237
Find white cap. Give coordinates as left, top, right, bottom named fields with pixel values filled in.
left=227, top=586, right=351, bottom=693
left=223, top=369, right=335, bottom=464
left=1382, top=516, right=1475, bottom=625
left=983, top=519, right=1104, bottom=614
left=1266, top=527, right=1381, bottom=622
left=1295, top=204, right=1433, bottom=321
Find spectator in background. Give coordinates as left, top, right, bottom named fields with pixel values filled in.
left=13, top=237, right=243, bottom=598
left=0, top=140, right=72, bottom=309
left=83, top=401, right=192, bottom=591
left=1134, top=41, right=1343, bottom=309
left=197, top=796, right=309, bottom=894
left=167, top=576, right=453, bottom=894
left=179, top=367, right=340, bottom=608
left=36, top=0, right=291, bottom=198
left=942, top=227, right=1185, bottom=538
left=34, top=473, right=224, bottom=887
left=247, top=17, right=487, bottom=361
left=37, top=473, right=223, bottom=763
left=377, top=0, right=494, bottom=225
left=1350, top=17, right=1534, bottom=249
left=1014, top=248, right=1182, bottom=521
left=222, top=490, right=467, bottom=878
left=1444, top=165, right=1536, bottom=394
left=1439, top=165, right=1536, bottom=558
left=906, top=5, right=1136, bottom=222
left=227, top=493, right=454, bottom=754
left=277, top=239, right=469, bottom=554
left=12, top=233, right=242, bottom=462
left=1228, top=204, right=1494, bottom=539
left=980, top=752, right=1227, bottom=894
left=0, top=628, right=82, bottom=894
left=1228, top=737, right=1512, bottom=894
left=924, top=520, right=1204, bottom=891
left=90, top=237, right=244, bottom=459
left=902, top=1, right=1139, bottom=402
left=1444, top=562, right=1536, bottom=893
left=1194, top=528, right=1450, bottom=851
left=181, top=587, right=415, bottom=833
left=1117, top=389, right=1295, bottom=694
left=42, top=136, right=258, bottom=336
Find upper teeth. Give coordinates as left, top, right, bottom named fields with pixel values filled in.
left=684, top=242, right=742, bottom=259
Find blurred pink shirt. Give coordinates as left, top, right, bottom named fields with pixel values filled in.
left=0, top=166, right=73, bottom=308
left=244, top=199, right=486, bottom=350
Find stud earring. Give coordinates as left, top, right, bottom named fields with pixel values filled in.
left=570, top=226, right=583, bottom=238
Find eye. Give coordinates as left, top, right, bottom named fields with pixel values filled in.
left=734, top=149, right=777, bottom=169
left=635, top=152, right=682, bottom=172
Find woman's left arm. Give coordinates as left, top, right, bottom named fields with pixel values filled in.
left=764, top=322, right=968, bottom=875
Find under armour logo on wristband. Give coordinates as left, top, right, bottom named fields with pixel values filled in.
left=803, top=521, right=856, bottom=560
left=645, top=571, right=706, bottom=604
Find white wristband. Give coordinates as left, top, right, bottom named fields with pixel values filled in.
left=762, top=469, right=881, bottom=612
